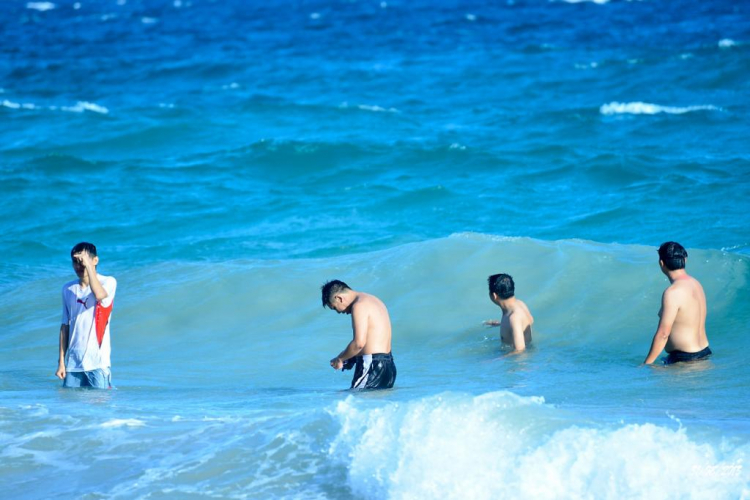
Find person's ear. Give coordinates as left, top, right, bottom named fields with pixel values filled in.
left=491, top=292, right=499, bottom=302
left=92, top=255, right=100, bottom=266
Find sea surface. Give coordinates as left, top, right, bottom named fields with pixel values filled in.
left=1, top=0, right=749, bottom=498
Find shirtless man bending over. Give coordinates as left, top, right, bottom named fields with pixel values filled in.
left=322, top=280, right=397, bottom=390
left=643, top=242, right=711, bottom=365
left=486, top=273, right=533, bottom=353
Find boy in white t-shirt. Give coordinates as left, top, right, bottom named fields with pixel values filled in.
left=55, top=242, right=117, bottom=389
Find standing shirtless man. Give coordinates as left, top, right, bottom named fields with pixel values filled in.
left=322, top=280, right=396, bottom=390
left=487, top=273, right=534, bottom=353
left=643, top=242, right=711, bottom=365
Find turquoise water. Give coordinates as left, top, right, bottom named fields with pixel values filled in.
left=1, top=0, right=749, bottom=498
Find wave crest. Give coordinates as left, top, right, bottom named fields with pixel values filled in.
left=600, top=101, right=721, bottom=115
left=329, top=392, right=749, bottom=499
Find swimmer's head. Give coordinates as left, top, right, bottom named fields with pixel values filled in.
left=321, top=279, right=352, bottom=314
left=488, top=273, right=514, bottom=301
left=658, top=241, right=687, bottom=271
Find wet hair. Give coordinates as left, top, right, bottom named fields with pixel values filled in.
left=70, top=242, right=97, bottom=258
left=321, top=279, right=351, bottom=308
left=488, top=273, right=515, bottom=299
left=658, top=241, right=688, bottom=270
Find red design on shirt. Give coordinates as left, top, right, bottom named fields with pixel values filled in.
left=95, top=302, right=113, bottom=347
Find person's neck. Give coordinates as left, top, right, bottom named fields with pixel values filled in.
left=345, top=291, right=359, bottom=310
left=499, top=296, right=517, bottom=314
left=667, top=269, right=689, bottom=283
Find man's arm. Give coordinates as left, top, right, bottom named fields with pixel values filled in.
left=55, top=324, right=69, bottom=379
left=643, top=290, right=679, bottom=365
left=74, top=251, right=108, bottom=302
left=508, top=314, right=527, bottom=354
left=330, top=306, right=368, bottom=369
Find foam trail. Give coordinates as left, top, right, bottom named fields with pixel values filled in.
left=27, top=2, right=56, bottom=11
left=600, top=101, right=720, bottom=115
left=100, top=419, right=146, bottom=428
left=61, top=101, right=109, bottom=114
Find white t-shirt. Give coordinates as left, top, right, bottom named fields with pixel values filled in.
left=61, top=274, right=117, bottom=372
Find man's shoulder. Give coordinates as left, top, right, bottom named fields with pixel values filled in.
left=664, top=282, right=692, bottom=303
left=98, top=274, right=117, bottom=286
left=62, top=280, right=78, bottom=293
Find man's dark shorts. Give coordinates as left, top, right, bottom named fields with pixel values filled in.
left=665, top=346, right=712, bottom=365
left=344, top=353, right=397, bottom=390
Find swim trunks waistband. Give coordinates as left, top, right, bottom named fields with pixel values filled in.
left=665, top=346, right=712, bottom=365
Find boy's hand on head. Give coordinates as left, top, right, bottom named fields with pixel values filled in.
left=73, top=251, right=93, bottom=265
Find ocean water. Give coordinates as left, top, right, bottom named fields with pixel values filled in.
left=1, top=0, right=749, bottom=498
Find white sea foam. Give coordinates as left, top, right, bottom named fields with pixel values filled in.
left=600, top=101, right=720, bottom=115
left=2, top=100, right=40, bottom=110
left=466, top=13, right=477, bottom=22
left=330, top=392, right=750, bottom=499
left=27, top=2, right=56, bottom=11
left=61, top=101, right=109, bottom=114
left=719, top=38, right=737, bottom=48
left=575, top=61, right=598, bottom=69
left=339, top=102, right=400, bottom=113
left=73, top=2, right=81, bottom=9
left=100, top=418, right=146, bottom=428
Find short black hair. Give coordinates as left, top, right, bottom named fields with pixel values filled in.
left=71, top=242, right=97, bottom=258
left=488, top=273, right=514, bottom=299
left=658, top=242, right=688, bottom=270
left=321, top=280, right=351, bottom=308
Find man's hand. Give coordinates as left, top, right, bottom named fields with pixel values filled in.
left=483, top=320, right=501, bottom=327
left=55, top=363, right=66, bottom=380
left=73, top=250, right=94, bottom=267
left=330, top=357, right=343, bottom=370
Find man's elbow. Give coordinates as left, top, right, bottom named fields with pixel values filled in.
left=656, top=328, right=671, bottom=341
left=95, top=291, right=109, bottom=302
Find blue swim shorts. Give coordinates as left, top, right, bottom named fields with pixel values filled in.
left=63, top=368, right=112, bottom=389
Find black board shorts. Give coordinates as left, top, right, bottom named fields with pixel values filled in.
left=665, top=346, right=712, bottom=365
left=345, top=353, right=397, bottom=390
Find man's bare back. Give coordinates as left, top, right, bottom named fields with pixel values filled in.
left=487, top=273, right=534, bottom=353
left=643, top=242, right=711, bottom=365
left=499, top=300, right=533, bottom=349
left=661, top=276, right=708, bottom=353
left=348, top=293, right=392, bottom=355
